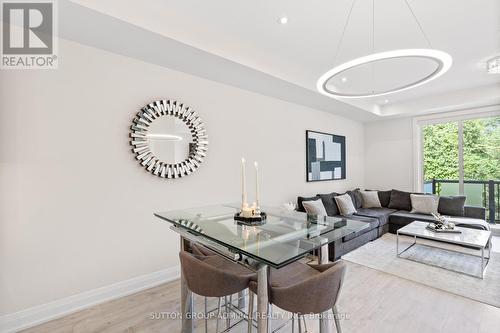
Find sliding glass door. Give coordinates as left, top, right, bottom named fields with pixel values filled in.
left=421, top=115, right=500, bottom=223
left=422, top=122, right=459, bottom=195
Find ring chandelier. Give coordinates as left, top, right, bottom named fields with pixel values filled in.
left=316, top=0, right=452, bottom=99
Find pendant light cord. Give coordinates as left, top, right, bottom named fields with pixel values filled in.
left=404, top=0, right=433, bottom=48
left=372, top=0, right=375, bottom=54
left=331, top=0, right=431, bottom=96
left=333, top=0, right=357, bottom=65
left=371, top=0, right=375, bottom=95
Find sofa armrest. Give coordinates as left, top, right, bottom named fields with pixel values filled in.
left=464, top=206, right=486, bottom=220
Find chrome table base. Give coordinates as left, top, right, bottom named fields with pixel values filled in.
left=396, top=231, right=492, bottom=279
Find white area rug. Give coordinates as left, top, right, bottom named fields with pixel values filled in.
left=342, top=233, right=500, bottom=307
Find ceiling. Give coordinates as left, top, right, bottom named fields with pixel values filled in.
left=70, top=0, right=500, bottom=118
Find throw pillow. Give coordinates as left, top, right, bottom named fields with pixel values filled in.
left=410, top=194, right=438, bottom=215
left=377, top=190, right=392, bottom=207
left=365, top=189, right=392, bottom=207
left=297, top=195, right=319, bottom=212
left=388, top=189, right=412, bottom=211
left=317, top=192, right=339, bottom=216
left=302, top=199, right=328, bottom=216
left=347, top=188, right=363, bottom=209
left=334, top=193, right=357, bottom=216
left=360, top=191, right=382, bottom=208
left=438, top=196, right=466, bottom=216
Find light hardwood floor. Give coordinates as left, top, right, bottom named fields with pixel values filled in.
left=21, top=261, right=500, bottom=333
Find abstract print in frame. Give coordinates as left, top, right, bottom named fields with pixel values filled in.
left=306, top=130, right=346, bottom=182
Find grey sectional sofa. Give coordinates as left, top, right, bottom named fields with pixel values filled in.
left=297, top=189, right=488, bottom=261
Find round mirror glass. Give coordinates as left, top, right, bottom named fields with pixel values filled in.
left=146, top=116, right=193, bottom=164
left=130, top=99, right=208, bottom=179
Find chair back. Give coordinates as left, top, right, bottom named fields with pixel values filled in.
left=179, top=251, right=254, bottom=297
left=271, top=261, right=347, bottom=314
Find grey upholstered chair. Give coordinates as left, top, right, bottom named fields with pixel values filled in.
left=179, top=247, right=256, bottom=332
left=191, top=242, right=217, bottom=256
left=248, top=260, right=346, bottom=333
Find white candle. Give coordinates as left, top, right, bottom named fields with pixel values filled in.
left=241, top=158, right=247, bottom=207
left=254, top=161, right=260, bottom=209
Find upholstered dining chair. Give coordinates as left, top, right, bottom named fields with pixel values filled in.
left=248, top=260, right=346, bottom=333
left=190, top=243, right=240, bottom=330
left=191, top=242, right=217, bottom=257
left=179, top=248, right=256, bottom=333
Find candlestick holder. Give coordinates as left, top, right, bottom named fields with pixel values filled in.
left=234, top=210, right=267, bottom=226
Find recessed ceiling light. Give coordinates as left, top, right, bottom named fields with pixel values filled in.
left=341, top=77, right=347, bottom=83
left=279, top=16, right=288, bottom=25
left=383, top=99, right=389, bottom=104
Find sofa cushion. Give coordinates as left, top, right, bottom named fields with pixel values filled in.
left=347, top=188, right=363, bottom=209
left=388, top=210, right=435, bottom=227
left=444, top=216, right=490, bottom=230
left=336, top=228, right=379, bottom=259
left=317, top=192, right=339, bottom=216
left=410, top=194, right=438, bottom=215
left=388, top=189, right=412, bottom=211
left=464, top=205, right=486, bottom=220
left=354, top=207, right=397, bottom=226
left=360, top=191, right=382, bottom=208
left=335, top=194, right=357, bottom=216
left=302, top=199, right=328, bottom=216
left=378, top=190, right=392, bottom=207
left=438, top=196, right=466, bottom=216
left=342, top=215, right=379, bottom=241
left=366, top=189, right=392, bottom=207
left=297, top=195, right=320, bottom=212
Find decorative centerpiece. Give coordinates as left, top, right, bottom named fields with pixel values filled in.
left=234, top=158, right=267, bottom=225
left=426, top=213, right=461, bottom=233
left=282, top=201, right=296, bottom=212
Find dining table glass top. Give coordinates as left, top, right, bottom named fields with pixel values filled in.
left=154, top=204, right=369, bottom=268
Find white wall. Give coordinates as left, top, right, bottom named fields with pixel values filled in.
left=364, top=118, right=414, bottom=191
left=0, top=39, right=365, bottom=316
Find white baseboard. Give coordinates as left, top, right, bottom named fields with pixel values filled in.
left=0, top=266, right=180, bottom=333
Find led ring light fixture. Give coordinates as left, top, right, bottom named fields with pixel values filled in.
left=317, top=0, right=453, bottom=99
left=316, top=49, right=452, bottom=98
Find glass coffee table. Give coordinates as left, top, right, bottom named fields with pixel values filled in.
left=397, top=221, right=492, bottom=279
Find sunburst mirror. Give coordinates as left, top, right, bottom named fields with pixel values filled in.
left=130, top=99, right=208, bottom=178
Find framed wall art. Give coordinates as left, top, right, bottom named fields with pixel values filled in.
left=306, top=130, right=346, bottom=182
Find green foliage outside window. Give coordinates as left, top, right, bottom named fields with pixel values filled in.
left=423, top=117, right=500, bottom=181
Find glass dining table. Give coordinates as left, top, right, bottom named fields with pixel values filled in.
left=154, top=203, right=368, bottom=333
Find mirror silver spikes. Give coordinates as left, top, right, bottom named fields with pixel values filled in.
left=130, top=100, right=208, bottom=178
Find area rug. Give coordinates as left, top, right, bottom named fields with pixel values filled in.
left=342, top=233, right=500, bottom=307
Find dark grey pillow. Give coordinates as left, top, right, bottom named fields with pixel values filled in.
left=347, top=188, right=363, bottom=209
left=377, top=190, right=392, bottom=207
left=297, top=195, right=320, bottom=212
left=317, top=192, right=339, bottom=216
left=365, top=189, right=392, bottom=207
left=438, top=196, right=466, bottom=216
left=388, top=189, right=412, bottom=211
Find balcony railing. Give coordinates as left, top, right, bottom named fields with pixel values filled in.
left=424, top=179, right=499, bottom=224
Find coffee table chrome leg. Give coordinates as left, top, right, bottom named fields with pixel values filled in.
left=487, top=236, right=492, bottom=259
left=396, top=231, right=399, bottom=255
left=396, top=233, right=417, bottom=257
left=481, top=247, right=485, bottom=279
